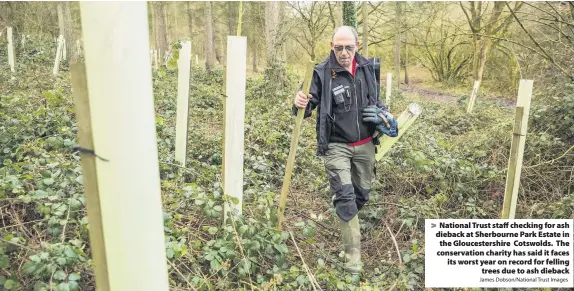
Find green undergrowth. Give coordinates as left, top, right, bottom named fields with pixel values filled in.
left=0, top=37, right=572, bottom=290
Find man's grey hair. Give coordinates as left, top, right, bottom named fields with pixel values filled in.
left=332, top=26, right=359, bottom=42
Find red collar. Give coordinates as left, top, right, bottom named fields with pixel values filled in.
left=350, top=58, right=357, bottom=77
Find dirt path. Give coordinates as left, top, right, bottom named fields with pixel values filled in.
left=401, top=83, right=462, bottom=104
left=400, top=83, right=516, bottom=108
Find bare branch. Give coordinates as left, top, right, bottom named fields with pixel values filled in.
left=504, top=2, right=573, bottom=79
left=460, top=1, right=476, bottom=34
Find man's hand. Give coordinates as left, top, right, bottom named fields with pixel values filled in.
left=294, top=91, right=312, bottom=109
left=362, top=106, right=393, bottom=125
left=376, top=118, right=398, bottom=137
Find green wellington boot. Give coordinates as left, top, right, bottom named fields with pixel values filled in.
left=338, top=215, right=363, bottom=274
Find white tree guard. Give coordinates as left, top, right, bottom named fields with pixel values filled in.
left=63, top=38, right=67, bottom=60
left=175, top=41, right=192, bottom=166
left=78, top=2, right=169, bottom=290
left=53, top=35, right=64, bottom=75
left=466, top=80, right=481, bottom=113
left=7, top=27, right=15, bottom=73
left=223, top=36, right=247, bottom=218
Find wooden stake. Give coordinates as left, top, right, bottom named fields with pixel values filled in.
left=466, top=80, right=480, bottom=113
left=70, top=62, right=111, bottom=291
left=375, top=103, right=422, bottom=161
left=223, top=36, right=247, bottom=219
left=53, top=35, right=64, bottom=75
left=386, top=72, right=392, bottom=111
left=277, top=60, right=315, bottom=231
left=7, top=27, right=15, bottom=73
left=79, top=2, right=169, bottom=290
left=175, top=41, right=192, bottom=166
left=501, top=79, right=533, bottom=219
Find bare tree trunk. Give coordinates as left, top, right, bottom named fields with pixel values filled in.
left=211, top=2, right=221, bottom=64
left=154, top=2, right=168, bottom=55
left=279, top=1, right=287, bottom=59
left=57, top=2, right=65, bottom=37
left=217, top=18, right=224, bottom=66
left=150, top=2, right=157, bottom=49
left=402, top=37, right=409, bottom=85
left=173, top=3, right=179, bottom=41
left=336, top=2, right=344, bottom=27
left=205, top=1, right=215, bottom=72
left=265, top=1, right=278, bottom=66
left=311, top=45, right=316, bottom=61
left=63, top=1, right=75, bottom=62
left=362, top=2, right=368, bottom=57
left=403, top=38, right=409, bottom=84
left=164, top=3, right=171, bottom=45
left=327, top=2, right=337, bottom=28
left=474, top=39, right=491, bottom=83
left=394, top=1, right=401, bottom=90
left=227, top=2, right=237, bottom=36
left=252, top=48, right=257, bottom=73
left=186, top=2, right=193, bottom=39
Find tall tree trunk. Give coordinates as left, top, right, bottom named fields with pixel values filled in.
left=205, top=1, right=215, bottom=72
left=327, top=2, right=337, bottom=29
left=460, top=1, right=521, bottom=112
left=62, top=2, right=75, bottom=62
left=186, top=2, right=193, bottom=39
left=164, top=3, right=171, bottom=45
left=342, top=2, right=357, bottom=29
left=394, top=1, right=402, bottom=90
left=473, top=38, right=491, bottom=83
left=217, top=18, right=224, bottom=65
left=403, top=39, right=409, bottom=84
left=154, top=2, right=168, bottom=56
left=150, top=2, right=157, bottom=49
left=362, top=2, right=368, bottom=57
left=265, top=1, right=278, bottom=66
left=211, top=2, right=221, bottom=64
left=252, top=48, right=257, bottom=73
left=57, top=2, right=65, bottom=38
left=336, top=2, right=344, bottom=27
left=227, top=2, right=237, bottom=36
left=173, top=3, right=179, bottom=42
left=278, top=1, right=286, bottom=59
left=310, top=45, right=316, bottom=61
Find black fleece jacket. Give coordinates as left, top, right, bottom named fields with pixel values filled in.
left=292, top=51, right=387, bottom=156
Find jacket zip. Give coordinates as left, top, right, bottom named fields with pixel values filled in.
left=353, top=77, right=360, bottom=141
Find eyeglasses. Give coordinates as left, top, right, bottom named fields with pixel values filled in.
left=333, top=45, right=355, bottom=52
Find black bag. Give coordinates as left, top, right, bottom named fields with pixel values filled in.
left=368, top=58, right=382, bottom=100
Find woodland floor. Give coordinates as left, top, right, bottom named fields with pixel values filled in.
left=1, top=62, right=571, bottom=291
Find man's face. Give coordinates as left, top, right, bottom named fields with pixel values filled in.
left=330, top=31, right=358, bottom=68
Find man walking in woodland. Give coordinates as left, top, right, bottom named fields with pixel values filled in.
left=292, top=26, right=397, bottom=274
